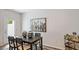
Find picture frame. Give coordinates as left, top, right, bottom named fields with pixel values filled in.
left=31, top=18, right=47, bottom=32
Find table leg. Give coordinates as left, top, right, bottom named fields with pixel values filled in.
left=40, top=38, right=43, bottom=50
left=14, top=44, right=15, bottom=50
left=35, top=44, right=37, bottom=50
left=30, top=44, right=32, bottom=50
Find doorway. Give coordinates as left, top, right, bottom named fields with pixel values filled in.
left=7, top=19, right=15, bottom=36
left=1, top=17, right=15, bottom=46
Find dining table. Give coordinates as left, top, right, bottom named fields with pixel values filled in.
left=14, top=36, right=43, bottom=50
left=23, top=37, right=43, bottom=50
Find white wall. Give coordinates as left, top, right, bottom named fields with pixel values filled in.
left=22, top=9, right=79, bottom=49
left=0, top=9, right=22, bottom=46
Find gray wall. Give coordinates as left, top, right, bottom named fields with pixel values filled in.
left=22, top=9, right=79, bottom=49
left=0, top=9, right=22, bottom=46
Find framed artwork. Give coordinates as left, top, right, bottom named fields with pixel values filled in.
left=31, top=18, right=47, bottom=32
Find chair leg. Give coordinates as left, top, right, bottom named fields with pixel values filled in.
left=30, top=44, right=32, bottom=50
left=9, top=47, right=10, bottom=50
left=9, top=47, right=13, bottom=50
left=22, top=44, right=24, bottom=50
left=35, top=44, right=37, bottom=50
left=16, top=45, right=18, bottom=50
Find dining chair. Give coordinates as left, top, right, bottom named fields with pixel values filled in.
left=28, top=32, right=33, bottom=39
left=15, top=37, right=30, bottom=50
left=35, top=33, right=41, bottom=37
left=22, top=31, right=27, bottom=38
left=8, top=36, right=16, bottom=50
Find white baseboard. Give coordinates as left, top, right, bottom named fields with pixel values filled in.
left=0, top=43, right=8, bottom=47
left=43, top=44, right=65, bottom=50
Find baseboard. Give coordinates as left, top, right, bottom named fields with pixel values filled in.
left=0, top=43, right=8, bottom=47
left=43, top=45, right=63, bottom=50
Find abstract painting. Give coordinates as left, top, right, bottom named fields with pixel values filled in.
left=31, top=18, right=47, bottom=32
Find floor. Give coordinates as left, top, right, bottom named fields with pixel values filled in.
left=0, top=44, right=60, bottom=50
left=0, top=44, right=9, bottom=50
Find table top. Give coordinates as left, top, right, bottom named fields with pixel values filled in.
left=23, top=37, right=41, bottom=44
left=14, top=36, right=42, bottom=44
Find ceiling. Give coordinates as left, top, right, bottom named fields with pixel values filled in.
left=13, top=9, right=31, bottom=13
left=13, top=9, right=79, bottom=13
left=13, top=9, right=55, bottom=13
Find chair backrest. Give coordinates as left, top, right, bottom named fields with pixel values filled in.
left=28, top=32, right=33, bottom=39
left=22, top=31, right=27, bottom=38
left=16, top=37, right=23, bottom=44
left=35, top=33, right=41, bottom=37
left=8, top=36, right=14, bottom=45
left=8, top=36, right=14, bottom=41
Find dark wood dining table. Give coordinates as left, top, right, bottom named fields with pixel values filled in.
left=14, top=36, right=43, bottom=50
left=22, top=37, right=43, bottom=50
